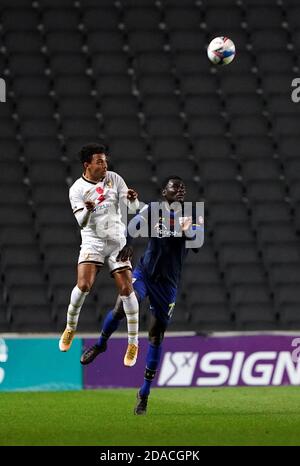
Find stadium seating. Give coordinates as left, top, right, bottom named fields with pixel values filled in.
left=0, top=0, right=299, bottom=333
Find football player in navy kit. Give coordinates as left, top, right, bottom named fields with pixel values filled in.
left=80, top=176, right=203, bottom=414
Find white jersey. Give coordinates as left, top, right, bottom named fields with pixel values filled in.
left=69, top=171, right=137, bottom=244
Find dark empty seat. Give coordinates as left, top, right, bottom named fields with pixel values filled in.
left=104, top=117, right=140, bottom=137
left=43, top=9, right=80, bottom=31
left=209, top=202, right=248, bottom=226
left=0, top=226, right=36, bottom=246
left=275, top=285, right=300, bottom=306
left=169, top=31, right=206, bottom=53
left=231, top=284, right=272, bottom=306
left=278, top=135, right=300, bottom=159
left=231, top=116, right=269, bottom=136
left=247, top=6, right=283, bottom=30
left=44, top=245, right=78, bottom=267
left=134, top=53, right=172, bottom=75
left=189, top=116, right=225, bottom=137
left=264, top=243, right=300, bottom=265
left=97, top=75, right=132, bottom=96
left=18, top=98, right=55, bottom=118
left=11, top=308, right=54, bottom=332
left=180, top=75, right=216, bottom=95
left=28, top=162, right=67, bottom=185
left=6, top=32, right=42, bottom=53
left=10, top=54, right=46, bottom=76
left=214, top=224, right=254, bottom=246
left=236, top=136, right=274, bottom=159
left=147, top=116, right=183, bottom=137
left=144, top=97, right=180, bottom=117
left=205, top=181, right=243, bottom=202
left=21, top=118, right=57, bottom=139
left=83, top=8, right=119, bottom=31
left=219, top=243, right=259, bottom=268
left=23, top=139, right=63, bottom=162
left=36, top=205, right=75, bottom=227
left=194, top=137, right=231, bottom=159
left=46, top=32, right=82, bottom=53
left=226, top=264, right=266, bottom=285
left=101, top=96, right=138, bottom=117
left=251, top=202, right=291, bottom=227
left=198, top=160, right=237, bottom=182
left=87, top=32, right=124, bottom=53
left=257, top=223, right=297, bottom=245
left=14, top=76, right=50, bottom=96
left=0, top=206, right=33, bottom=226
left=2, top=9, right=39, bottom=31
left=124, top=8, right=161, bottom=30
left=190, top=305, right=231, bottom=330
left=235, top=304, right=276, bottom=329
left=269, top=264, right=300, bottom=286
left=165, top=8, right=200, bottom=30
left=5, top=266, right=45, bottom=287
left=50, top=53, right=87, bottom=75
left=40, top=226, right=79, bottom=246
left=0, top=185, right=28, bottom=205
left=205, top=7, right=243, bottom=30
left=55, top=76, right=91, bottom=97
left=280, top=305, right=300, bottom=327
left=128, top=31, right=165, bottom=53
left=1, top=246, right=41, bottom=269
left=247, top=181, right=285, bottom=202
left=251, top=30, right=288, bottom=51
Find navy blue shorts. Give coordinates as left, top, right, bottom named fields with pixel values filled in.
left=132, top=265, right=177, bottom=326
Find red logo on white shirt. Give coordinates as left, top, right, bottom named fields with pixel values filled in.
left=96, top=187, right=105, bottom=204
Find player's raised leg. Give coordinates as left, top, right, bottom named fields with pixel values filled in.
left=80, top=296, right=126, bottom=365
left=59, top=263, right=98, bottom=352
left=113, top=269, right=139, bottom=367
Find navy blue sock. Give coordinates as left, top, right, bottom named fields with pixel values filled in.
left=140, top=344, right=162, bottom=397
left=97, top=310, right=121, bottom=347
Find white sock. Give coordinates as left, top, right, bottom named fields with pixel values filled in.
left=120, top=292, right=139, bottom=345
left=66, top=285, right=89, bottom=331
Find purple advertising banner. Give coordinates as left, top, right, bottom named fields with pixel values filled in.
left=83, top=334, right=300, bottom=389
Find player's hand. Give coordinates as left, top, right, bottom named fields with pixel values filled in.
left=127, top=188, right=138, bottom=201
left=116, top=245, right=133, bottom=262
left=85, top=200, right=96, bottom=211
left=179, top=216, right=192, bottom=231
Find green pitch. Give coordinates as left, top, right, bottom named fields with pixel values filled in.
left=1, top=387, right=300, bottom=446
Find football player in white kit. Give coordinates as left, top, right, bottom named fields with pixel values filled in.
left=59, top=143, right=139, bottom=367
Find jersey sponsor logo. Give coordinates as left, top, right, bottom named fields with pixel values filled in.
left=158, top=351, right=300, bottom=386
left=96, top=187, right=105, bottom=204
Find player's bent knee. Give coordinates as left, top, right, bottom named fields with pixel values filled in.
left=149, top=332, right=164, bottom=346
left=77, top=283, right=92, bottom=293
left=119, top=284, right=133, bottom=296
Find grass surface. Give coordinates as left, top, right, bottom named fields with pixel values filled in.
left=1, top=387, right=300, bottom=446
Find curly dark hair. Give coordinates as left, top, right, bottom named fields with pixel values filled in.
left=78, top=143, right=108, bottom=165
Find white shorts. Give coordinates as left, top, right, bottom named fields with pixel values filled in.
left=78, top=238, right=131, bottom=275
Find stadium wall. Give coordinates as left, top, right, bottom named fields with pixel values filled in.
left=1, top=333, right=300, bottom=391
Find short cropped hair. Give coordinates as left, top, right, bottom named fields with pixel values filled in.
left=78, top=143, right=108, bottom=165
left=161, top=175, right=184, bottom=190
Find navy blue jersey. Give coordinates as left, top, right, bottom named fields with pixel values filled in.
left=128, top=202, right=200, bottom=288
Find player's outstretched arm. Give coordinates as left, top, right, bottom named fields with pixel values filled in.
left=74, top=201, right=95, bottom=228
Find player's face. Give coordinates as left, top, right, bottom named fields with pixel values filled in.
left=86, top=153, right=108, bottom=179
left=163, top=179, right=186, bottom=203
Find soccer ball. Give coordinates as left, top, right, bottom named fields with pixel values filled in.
left=207, top=37, right=236, bottom=65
